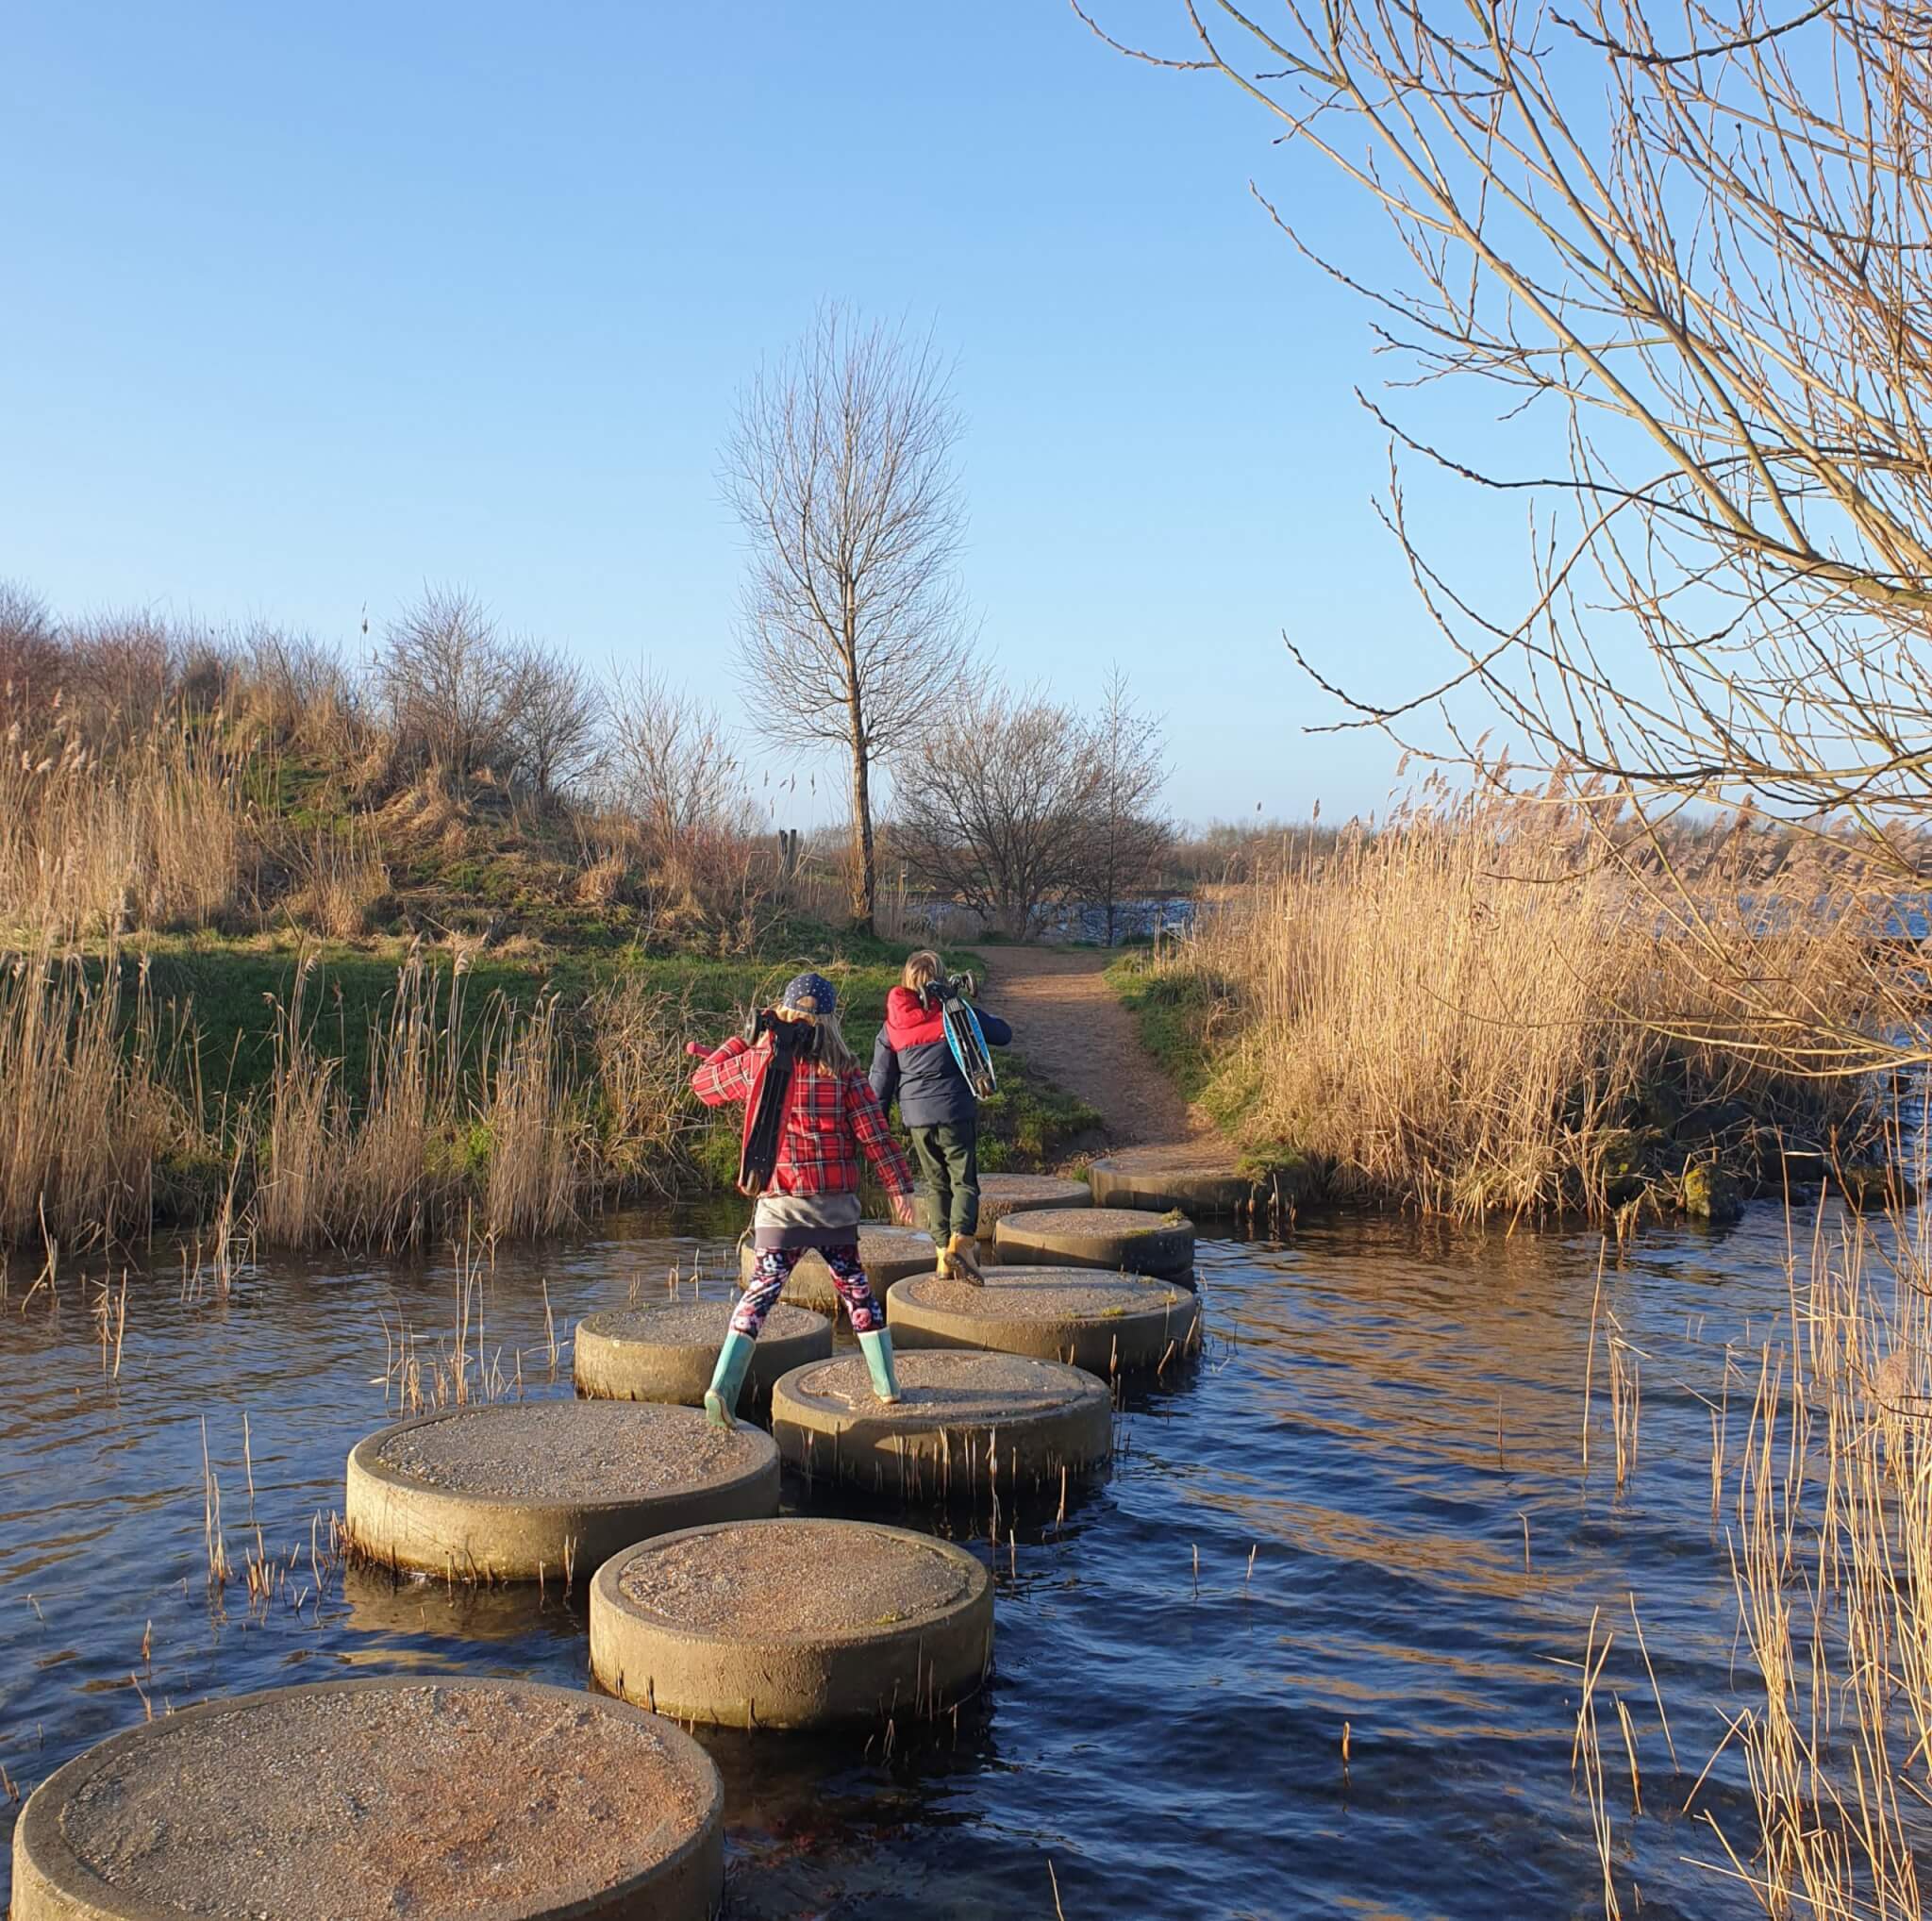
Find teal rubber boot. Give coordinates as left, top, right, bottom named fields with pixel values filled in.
left=857, top=1328, right=901, bottom=1405
left=704, top=1329, right=757, bottom=1429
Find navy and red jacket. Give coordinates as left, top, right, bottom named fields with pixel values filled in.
left=868, top=986, right=1012, bottom=1128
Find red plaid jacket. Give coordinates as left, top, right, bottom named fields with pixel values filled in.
left=691, top=1035, right=914, bottom=1199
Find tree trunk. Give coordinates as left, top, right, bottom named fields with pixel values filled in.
left=843, top=625, right=875, bottom=934
left=847, top=738, right=876, bottom=933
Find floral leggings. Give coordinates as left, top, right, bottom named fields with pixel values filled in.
left=732, top=1244, right=884, bottom=1337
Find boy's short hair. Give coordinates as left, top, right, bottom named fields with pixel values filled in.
left=903, top=949, right=943, bottom=991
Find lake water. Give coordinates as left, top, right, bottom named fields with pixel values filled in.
left=0, top=1204, right=1823, bottom=1916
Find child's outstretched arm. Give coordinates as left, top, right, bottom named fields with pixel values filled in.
left=848, top=1074, right=917, bottom=1221
left=690, top=1035, right=759, bottom=1108
left=974, top=1006, right=1013, bottom=1048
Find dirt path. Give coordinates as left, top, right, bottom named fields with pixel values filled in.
left=978, top=946, right=1206, bottom=1150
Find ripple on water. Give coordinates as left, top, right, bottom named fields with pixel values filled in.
left=0, top=1207, right=1808, bottom=1916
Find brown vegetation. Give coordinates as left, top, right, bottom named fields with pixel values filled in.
left=1130, top=783, right=1889, bottom=1220
left=893, top=673, right=1170, bottom=938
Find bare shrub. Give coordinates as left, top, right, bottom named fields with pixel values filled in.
left=0, top=582, right=61, bottom=720
left=58, top=611, right=183, bottom=737
left=375, top=588, right=525, bottom=791
left=231, top=624, right=364, bottom=756
left=604, top=670, right=761, bottom=942
left=508, top=641, right=604, bottom=802
left=894, top=681, right=1106, bottom=937
left=724, top=306, right=978, bottom=930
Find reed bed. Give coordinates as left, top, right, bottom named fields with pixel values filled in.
left=0, top=940, right=700, bottom=1254
left=0, top=713, right=253, bottom=940
left=254, top=951, right=584, bottom=1250
left=0, top=948, right=190, bottom=1247
left=1691, top=1195, right=1932, bottom=1918
left=1145, top=785, right=1885, bottom=1219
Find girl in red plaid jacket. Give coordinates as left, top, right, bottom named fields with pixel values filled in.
left=690, top=971, right=918, bottom=1428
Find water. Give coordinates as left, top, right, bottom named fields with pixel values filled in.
left=0, top=1207, right=1815, bottom=1916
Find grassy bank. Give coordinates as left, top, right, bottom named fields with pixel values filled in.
left=0, top=611, right=1099, bottom=1252
left=1, top=930, right=1097, bottom=1254
left=1109, top=791, right=1896, bottom=1223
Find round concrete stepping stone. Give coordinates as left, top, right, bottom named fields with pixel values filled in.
left=575, top=1298, right=831, bottom=1405
left=1090, top=1147, right=1257, bottom=1215
left=345, top=1400, right=779, bottom=1581
left=974, top=1173, right=1093, bottom=1236
left=738, top=1223, right=937, bottom=1314
left=771, top=1348, right=1111, bottom=1499
left=9, top=1677, right=723, bottom=1921
left=888, top=1265, right=1200, bottom=1375
left=591, top=1518, right=992, bottom=1729
left=992, top=1205, right=1195, bottom=1279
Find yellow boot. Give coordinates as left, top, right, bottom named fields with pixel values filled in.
left=945, top=1232, right=984, bottom=1287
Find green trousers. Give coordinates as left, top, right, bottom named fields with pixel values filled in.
left=909, top=1122, right=980, bottom=1238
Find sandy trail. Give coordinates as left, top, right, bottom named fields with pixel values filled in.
left=978, top=945, right=1210, bottom=1151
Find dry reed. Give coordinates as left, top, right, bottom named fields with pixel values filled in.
left=0, top=709, right=252, bottom=939
left=0, top=947, right=187, bottom=1247
left=1691, top=1189, right=1932, bottom=1917
left=1148, top=783, right=1882, bottom=1219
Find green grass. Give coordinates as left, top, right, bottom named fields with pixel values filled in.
left=1104, top=952, right=1221, bottom=1105
left=123, top=927, right=1099, bottom=1194
left=1104, top=949, right=1296, bottom=1167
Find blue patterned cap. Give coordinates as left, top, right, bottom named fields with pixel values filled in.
left=782, top=971, right=838, bottom=1017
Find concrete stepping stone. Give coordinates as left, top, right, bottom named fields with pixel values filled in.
left=770, top=1347, right=1111, bottom=1500
left=888, top=1265, right=1200, bottom=1375
left=9, top=1677, right=723, bottom=1921
left=591, top=1517, right=992, bottom=1729
left=974, top=1173, right=1093, bottom=1237
left=575, top=1298, right=830, bottom=1405
left=1089, top=1147, right=1257, bottom=1214
left=991, top=1205, right=1195, bottom=1279
left=737, top=1223, right=936, bottom=1314
left=345, top=1400, right=778, bottom=1582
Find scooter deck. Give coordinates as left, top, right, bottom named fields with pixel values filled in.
left=941, top=994, right=998, bottom=1101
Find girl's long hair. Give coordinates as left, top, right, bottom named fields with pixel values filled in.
left=807, top=1011, right=858, bottom=1076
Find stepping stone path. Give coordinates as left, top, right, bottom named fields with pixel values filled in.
left=974, top=1173, right=1093, bottom=1236
left=737, top=1223, right=935, bottom=1314
left=345, top=1401, right=778, bottom=1582
left=992, top=1205, right=1196, bottom=1280
left=1088, top=1145, right=1259, bottom=1215
left=591, top=1518, right=992, bottom=1729
left=9, top=1677, right=723, bottom=1921
left=575, top=1298, right=830, bottom=1405
left=888, top=1265, right=1200, bottom=1375
left=770, top=1347, right=1112, bottom=1500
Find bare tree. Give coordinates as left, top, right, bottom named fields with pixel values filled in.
left=724, top=307, right=977, bottom=932
left=895, top=682, right=1106, bottom=937
left=375, top=587, right=525, bottom=789
left=604, top=670, right=749, bottom=858
left=509, top=641, right=605, bottom=802
left=1083, top=0, right=1932, bottom=1071
left=1080, top=666, right=1172, bottom=944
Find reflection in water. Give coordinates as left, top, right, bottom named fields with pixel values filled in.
left=0, top=1206, right=1809, bottom=1915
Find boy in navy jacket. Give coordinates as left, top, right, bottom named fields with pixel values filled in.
left=869, top=949, right=1012, bottom=1283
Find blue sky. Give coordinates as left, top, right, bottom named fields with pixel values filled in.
left=0, top=2, right=1511, bottom=825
